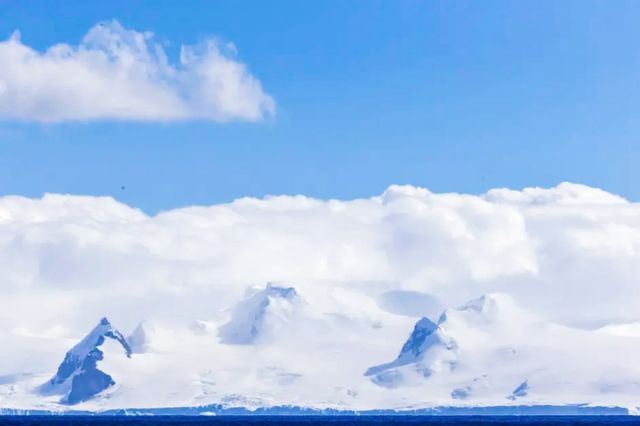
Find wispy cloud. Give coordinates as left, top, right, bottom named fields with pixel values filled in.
left=0, top=20, right=275, bottom=122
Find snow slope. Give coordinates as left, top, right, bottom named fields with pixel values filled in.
left=364, top=293, right=640, bottom=409
left=2, top=289, right=640, bottom=412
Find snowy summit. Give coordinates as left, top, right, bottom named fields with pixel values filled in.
left=39, top=318, right=132, bottom=404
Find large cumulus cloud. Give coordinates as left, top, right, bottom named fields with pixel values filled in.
left=0, top=182, right=638, bottom=335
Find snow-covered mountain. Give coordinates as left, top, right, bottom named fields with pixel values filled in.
left=2, top=290, right=640, bottom=413
left=365, top=293, right=549, bottom=392
left=5, top=185, right=640, bottom=412
left=364, top=293, right=536, bottom=390
left=365, top=316, right=457, bottom=387
left=38, top=318, right=132, bottom=404
left=363, top=292, right=640, bottom=409
left=218, top=283, right=302, bottom=344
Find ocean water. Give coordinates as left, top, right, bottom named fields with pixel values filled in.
left=1, top=417, right=640, bottom=426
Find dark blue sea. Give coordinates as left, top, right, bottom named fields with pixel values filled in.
left=1, top=416, right=640, bottom=426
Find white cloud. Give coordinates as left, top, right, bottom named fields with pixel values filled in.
left=2, top=183, right=640, bottom=410
left=0, top=20, right=275, bottom=122
left=0, top=182, right=638, bottom=333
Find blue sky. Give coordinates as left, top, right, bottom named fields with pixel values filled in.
left=0, top=0, right=639, bottom=213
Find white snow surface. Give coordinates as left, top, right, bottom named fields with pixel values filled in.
left=2, top=183, right=640, bottom=411
left=218, top=284, right=301, bottom=344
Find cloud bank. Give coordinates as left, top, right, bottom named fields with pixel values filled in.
left=3, top=183, right=640, bottom=410
left=0, top=182, right=638, bottom=335
left=0, top=20, right=275, bottom=122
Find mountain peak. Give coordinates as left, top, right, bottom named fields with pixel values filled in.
left=264, top=282, right=297, bottom=299
left=365, top=315, right=455, bottom=379
left=460, top=293, right=516, bottom=312
left=40, top=317, right=132, bottom=404
left=218, top=283, right=301, bottom=345
left=438, top=292, right=527, bottom=326
left=397, top=317, right=439, bottom=360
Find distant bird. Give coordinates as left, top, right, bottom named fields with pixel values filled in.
left=121, top=186, right=126, bottom=191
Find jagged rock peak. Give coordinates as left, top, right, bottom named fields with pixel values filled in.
left=365, top=315, right=455, bottom=378
left=397, top=317, right=439, bottom=360
left=41, top=317, right=132, bottom=404
left=264, top=282, right=298, bottom=299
